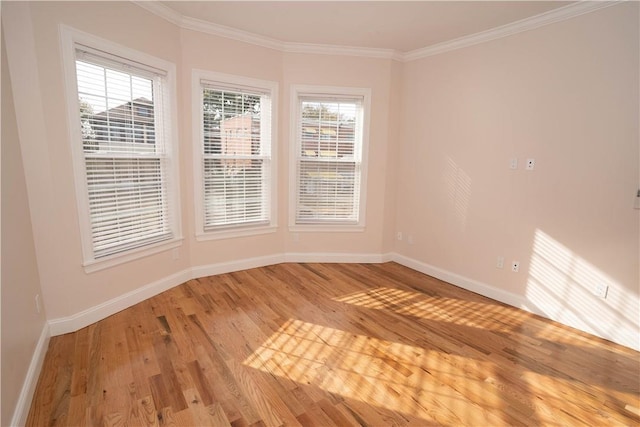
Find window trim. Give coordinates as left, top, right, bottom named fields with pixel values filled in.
left=60, top=25, right=182, bottom=273
left=192, top=69, right=278, bottom=241
left=289, top=84, right=371, bottom=232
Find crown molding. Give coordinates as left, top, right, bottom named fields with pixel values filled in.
left=133, top=0, right=400, bottom=58
left=134, top=0, right=623, bottom=62
left=282, top=42, right=402, bottom=60
left=401, top=1, right=622, bottom=61
left=133, top=0, right=182, bottom=27
left=181, top=15, right=285, bottom=52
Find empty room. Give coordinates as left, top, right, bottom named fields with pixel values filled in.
left=2, top=1, right=639, bottom=425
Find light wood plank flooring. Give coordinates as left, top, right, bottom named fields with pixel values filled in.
left=27, top=262, right=640, bottom=426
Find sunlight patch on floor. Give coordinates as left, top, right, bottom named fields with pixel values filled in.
left=243, top=318, right=512, bottom=425
left=333, top=286, right=526, bottom=332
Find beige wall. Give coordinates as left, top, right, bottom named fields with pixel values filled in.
left=180, top=27, right=287, bottom=268
left=395, top=3, right=639, bottom=349
left=5, top=1, right=190, bottom=320
left=3, top=0, right=398, bottom=322
left=1, top=35, right=47, bottom=426
left=381, top=60, right=404, bottom=253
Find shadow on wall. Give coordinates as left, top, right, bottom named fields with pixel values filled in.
left=443, top=156, right=472, bottom=232
left=524, top=229, right=639, bottom=350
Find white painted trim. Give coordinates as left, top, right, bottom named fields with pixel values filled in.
left=46, top=252, right=388, bottom=336
left=48, top=255, right=286, bottom=336
left=181, top=15, right=284, bottom=52
left=284, top=252, right=393, bottom=264
left=282, top=42, right=401, bottom=60
left=16, top=251, right=639, bottom=425
left=289, top=225, right=366, bottom=233
left=391, top=253, right=640, bottom=352
left=83, top=238, right=184, bottom=274
left=59, top=24, right=183, bottom=271
left=402, top=1, right=620, bottom=61
left=195, top=225, right=278, bottom=242
left=392, top=253, right=533, bottom=314
left=288, top=85, right=371, bottom=229
left=192, top=69, right=279, bottom=239
left=191, top=254, right=285, bottom=279
left=134, top=1, right=399, bottom=59
left=133, top=0, right=621, bottom=62
left=48, top=269, right=191, bottom=336
left=10, top=324, right=51, bottom=427
left=46, top=251, right=639, bottom=352
left=132, top=0, right=183, bottom=27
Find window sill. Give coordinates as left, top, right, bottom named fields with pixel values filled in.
left=83, top=237, right=184, bottom=274
left=196, top=225, right=278, bottom=241
left=289, top=224, right=365, bottom=233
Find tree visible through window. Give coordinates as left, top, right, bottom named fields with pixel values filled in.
left=294, top=92, right=366, bottom=226
left=74, top=50, right=173, bottom=259
left=200, top=82, right=273, bottom=231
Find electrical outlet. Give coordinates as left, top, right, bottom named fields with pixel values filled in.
left=35, top=294, right=41, bottom=314
left=172, top=248, right=180, bottom=261
left=512, top=261, right=520, bottom=272
left=594, top=283, right=608, bottom=299
left=396, top=232, right=403, bottom=241
left=525, top=158, right=535, bottom=170
left=509, top=158, right=518, bottom=170
left=496, top=256, right=504, bottom=269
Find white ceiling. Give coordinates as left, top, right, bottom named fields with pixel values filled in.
left=160, top=1, right=575, bottom=53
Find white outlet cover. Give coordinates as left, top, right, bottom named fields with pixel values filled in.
left=594, top=283, right=608, bottom=299
left=526, top=158, right=535, bottom=170
left=509, top=158, right=518, bottom=170
left=512, top=261, right=520, bottom=272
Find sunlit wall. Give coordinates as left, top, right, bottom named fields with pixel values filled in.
left=395, top=2, right=639, bottom=350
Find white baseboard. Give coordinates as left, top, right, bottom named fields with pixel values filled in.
left=48, top=252, right=390, bottom=336
left=392, top=253, right=536, bottom=314
left=191, top=254, right=285, bottom=279
left=11, top=323, right=51, bottom=427
left=47, top=250, right=640, bottom=352
left=48, top=269, right=192, bottom=336
left=21, top=250, right=638, bottom=425
left=47, top=252, right=395, bottom=336
left=284, top=252, right=394, bottom=264
left=391, top=252, right=640, bottom=352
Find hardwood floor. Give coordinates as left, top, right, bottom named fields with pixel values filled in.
left=27, top=262, right=640, bottom=426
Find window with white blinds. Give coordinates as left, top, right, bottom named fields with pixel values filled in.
left=73, top=46, right=177, bottom=261
left=292, top=89, right=368, bottom=227
left=196, top=74, right=275, bottom=235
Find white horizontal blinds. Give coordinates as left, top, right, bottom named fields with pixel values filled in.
left=296, top=96, right=363, bottom=223
left=75, top=47, right=172, bottom=258
left=202, top=82, right=271, bottom=230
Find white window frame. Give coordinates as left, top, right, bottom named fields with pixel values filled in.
left=289, top=85, right=370, bottom=232
left=61, top=25, right=182, bottom=273
left=192, top=70, right=278, bottom=240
